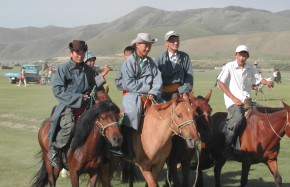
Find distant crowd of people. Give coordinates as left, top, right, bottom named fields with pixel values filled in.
left=39, top=64, right=53, bottom=85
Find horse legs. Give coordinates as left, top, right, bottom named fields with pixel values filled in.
left=165, top=161, right=181, bottom=187
left=213, top=157, right=226, bottom=187
left=44, top=158, right=60, bottom=187
left=240, top=161, right=251, bottom=187
left=101, top=163, right=112, bottom=187
left=181, top=160, right=191, bottom=187
left=139, top=166, right=158, bottom=187
left=87, top=174, right=97, bottom=187
left=194, top=167, right=204, bottom=187
left=266, top=160, right=282, bottom=187
left=70, top=170, right=80, bottom=187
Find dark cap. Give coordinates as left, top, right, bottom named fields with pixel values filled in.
left=69, top=40, right=88, bottom=52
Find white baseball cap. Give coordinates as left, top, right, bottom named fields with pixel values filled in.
left=164, top=31, right=179, bottom=41
left=235, top=45, right=249, bottom=54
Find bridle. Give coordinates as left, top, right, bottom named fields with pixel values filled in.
left=95, top=120, right=118, bottom=142
left=265, top=108, right=290, bottom=139
left=169, top=102, right=197, bottom=139
left=191, top=99, right=213, bottom=140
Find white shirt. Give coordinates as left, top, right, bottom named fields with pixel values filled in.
left=168, top=51, right=178, bottom=63
left=217, top=60, right=261, bottom=109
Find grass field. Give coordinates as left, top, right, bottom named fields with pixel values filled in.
left=1, top=68, right=290, bottom=187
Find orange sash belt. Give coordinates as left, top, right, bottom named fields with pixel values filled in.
left=123, top=90, right=128, bottom=95
left=123, top=91, right=152, bottom=107
left=162, top=83, right=181, bottom=93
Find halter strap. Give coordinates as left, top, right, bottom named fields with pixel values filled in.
left=170, top=103, right=196, bottom=138
left=96, top=121, right=118, bottom=140
left=265, top=109, right=290, bottom=140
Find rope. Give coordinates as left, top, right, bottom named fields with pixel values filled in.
left=265, top=108, right=290, bottom=141
left=95, top=121, right=118, bottom=142
left=166, top=168, right=172, bottom=187
left=192, top=147, right=200, bottom=187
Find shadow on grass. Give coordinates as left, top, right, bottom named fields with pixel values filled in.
left=111, top=165, right=289, bottom=187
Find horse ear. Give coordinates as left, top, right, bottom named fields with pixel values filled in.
left=204, top=89, right=212, bottom=102
left=182, top=92, right=189, bottom=101
left=172, top=93, right=179, bottom=103
left=282, top=101, right=290, bottom=110
left=188, top=92, right=196, bottom=102
left=105, top=86, right=109, bottom=94
left=95, top=99, right=100, bottom=105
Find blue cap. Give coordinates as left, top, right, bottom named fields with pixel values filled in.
left=84, top=51, right=96, bottom=62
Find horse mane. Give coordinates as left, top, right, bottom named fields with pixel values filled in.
left=254, top=106, right=284, bottom=114
left=196, top=95, right=206, bottom=100
left=151, top=100, right=173, bottom=110
left=70, top=100, right=120, bottom=152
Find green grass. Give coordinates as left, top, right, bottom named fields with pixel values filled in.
left=1, top=68, right=290, bottom=186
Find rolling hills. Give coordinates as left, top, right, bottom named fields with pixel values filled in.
left=1, top=6, right=290, bottom=69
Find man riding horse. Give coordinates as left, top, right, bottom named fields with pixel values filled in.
left=217, top=45, right=274, bottom=159
left=48, top=40, right=103, bottom=168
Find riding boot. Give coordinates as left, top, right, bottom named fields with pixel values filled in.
left=48, top=145, right=61, bottom=168
left=222, top=127, right=236, bottom=160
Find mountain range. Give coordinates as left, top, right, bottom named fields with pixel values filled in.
left=1, top=6, right=290, bottom=68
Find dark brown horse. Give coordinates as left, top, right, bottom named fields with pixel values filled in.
left=207, top=102, right=290, bottom=187
left=31, top=100, right=123, bottom=187
left=119, top=94, right=200, bottom=187
left=165, top=91, right=213, bottom=187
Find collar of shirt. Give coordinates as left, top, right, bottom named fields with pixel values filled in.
left=233, top=60, right=250, bottom=70
left=168, top=51, right=177, bottom=58
left=136, top=56, right=148, bottom=69
left=168, top=51, right=178, bottom=63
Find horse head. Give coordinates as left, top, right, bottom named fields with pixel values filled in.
left=71, top=100, right=123, bottom=152
left=282, top=101, right=290, bottom=137
left=188, top=90, right=213, bottom=142
left=95, top=86, right=112, bottom=105
left=171, top=94, right=200, bottom=149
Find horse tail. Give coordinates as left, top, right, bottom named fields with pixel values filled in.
left=122, top=161, right=139, bottom=186
left=31, top=151, right=48, bottom=187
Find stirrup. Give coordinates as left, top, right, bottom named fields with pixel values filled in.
left=110, top=148, right=124, bottom=157
left=48, top=149, right=61, bottom=168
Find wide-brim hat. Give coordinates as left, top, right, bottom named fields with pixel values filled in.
left=69, top=40, right=88, bottom=52
left=131, top=33, right=157, bottom=46
left=84, top=51, right=96, bottom=62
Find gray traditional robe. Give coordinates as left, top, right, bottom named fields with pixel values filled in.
left=121, top=53, right=162, bottom=130
left=49, top=60, right=97, bottom=145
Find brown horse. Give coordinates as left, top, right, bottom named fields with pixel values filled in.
left=120, top=94, right=200, bottom=187
left=207, top=102, right=290, bottom=187
left=31, top=100, right=123, bottom=187
left=165, top=91, right=213, bottom=187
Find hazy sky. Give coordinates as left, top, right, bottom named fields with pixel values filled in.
left=2, top=0, right=290, bottom=28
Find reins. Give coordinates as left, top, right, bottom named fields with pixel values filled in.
left=264, top=108, right=290, bottom=141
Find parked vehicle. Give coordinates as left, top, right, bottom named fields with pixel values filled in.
left=3, top=64, right=42, bottom=84
left=24, top=64, right=42, bottom=83
left=3, top=72, right=20, bottom=84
